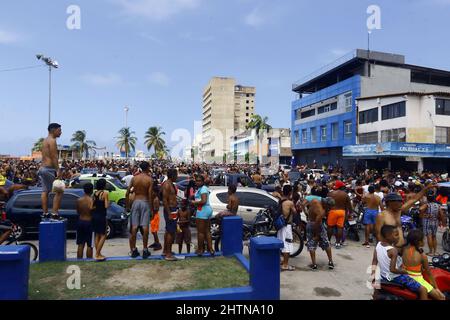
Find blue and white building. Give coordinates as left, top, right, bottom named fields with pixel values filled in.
left=291, top=49, right=450, bottom=171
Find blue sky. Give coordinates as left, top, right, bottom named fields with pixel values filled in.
left=1, top=0, right=450, bottom=156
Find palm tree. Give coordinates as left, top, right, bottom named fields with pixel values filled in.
left=70, top=130, right=97, bottom=159
left=144, top=126, right=166, bottom=156
left=116, top=127, right=137, bottom=159
left=245, top=115, right=272, bottom=165
left=32, top=138, right=44, bottom=152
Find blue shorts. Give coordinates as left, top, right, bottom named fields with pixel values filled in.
left=76, top=220, right=93, bottom=247
left=164, top=207, right=178, bottom=234
left=363, top=208, right=379, bottom=225
left=390, top=275, right=422, bottom=293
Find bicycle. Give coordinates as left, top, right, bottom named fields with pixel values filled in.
left=0, top=202, right=38, bottom=262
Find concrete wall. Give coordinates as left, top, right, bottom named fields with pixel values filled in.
left=358, top=94, right=450, bottom=144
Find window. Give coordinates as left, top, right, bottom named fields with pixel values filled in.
left=246, top=113, right=249, bottom=116
left=318, top=102, right=337, bottom=114
left=344, top=93, right=352, bottom=112
left=311, top=127, right=317, bottom=143
left=14, top=194, right=42, bottom=209
left=246, top=107, right=249, bottom=110
left=344, top=121, right=352, bottom=139
left=359, top=131, right=378, bottom=144
left=246, top=100, right=250, bottom=104
left=301, top=109, right=315, bottom=119
left=294, top=130, right=300, bottom=144
left=381, top=128, right=406, bottom=142
left=302, top=129, right=308, bottom=143
left=359, top=107, right=379, bottom=124
left=70, top=180, right=91, bottom=189
left=238, top=193, right=277, bottom=208
left=105, top=182, right=116, bottom=192
left=436, top=99, right=450, bottom=116
left=436, top=127, right=450, bottom=144
left=331, top=123, right=338, bottom=141
left=320, top=126, right=327, bottom=142
left=381, top=101, right=406, bottom=120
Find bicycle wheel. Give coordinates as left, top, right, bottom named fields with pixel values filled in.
left=20, top=242, right=38, bottom=262
left=290, top=228, right=304, bottom=258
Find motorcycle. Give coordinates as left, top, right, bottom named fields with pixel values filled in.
left=213, top=207, right=305, bottom=258
left=343, top=211, right=360, bottom=242
left=432, top=252, right=450, bottom=273
left=374, top=267, right=450, bottom=300
left=401, top=215, right=417, bottom=236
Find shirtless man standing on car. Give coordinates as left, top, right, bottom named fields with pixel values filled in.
left=126, top=161, right=153, bottom=259
left=375, top=183, right=436, bottom=250
left=38, top=123, right=63, bottom=220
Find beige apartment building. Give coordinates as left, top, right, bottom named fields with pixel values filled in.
left=202, top=77, right=255, bottom=163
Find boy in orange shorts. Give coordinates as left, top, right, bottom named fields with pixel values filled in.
left=149, top=184, right=162, bottom=251
left=327, top=180, right=352, bottom=249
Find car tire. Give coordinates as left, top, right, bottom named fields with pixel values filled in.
left=106, top=222, right=114, bottom=239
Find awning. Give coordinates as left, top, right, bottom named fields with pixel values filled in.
left=343, top=142, right=450, bottom=158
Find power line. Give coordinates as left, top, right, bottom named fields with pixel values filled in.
left=0, top=64, right=46, bottom=73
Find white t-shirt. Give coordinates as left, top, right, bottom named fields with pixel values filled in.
left=375, top=192, right=384, bottom=201
left=122, top=175, right=134, bottom=187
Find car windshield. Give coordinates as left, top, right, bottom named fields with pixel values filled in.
left=111, top=178, right=127, bottom=189
left=288, top=172, right=301, bottom=181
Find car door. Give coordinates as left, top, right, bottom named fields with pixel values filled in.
left=211, top=191, right=229, bottom=216
left=235, top=192, right=258, bottom=224
left=236, top=191, right=279, bottom=224
left=105, top=181, right=118, bottom=204
left=10, top=193, right=42, bottom=233
left=50, top=193, right=79, bottom=231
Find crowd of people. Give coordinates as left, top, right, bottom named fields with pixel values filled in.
left=0, top=123, right=449, bottom=299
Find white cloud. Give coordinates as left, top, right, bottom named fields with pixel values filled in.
left=81, top=73, right=124, bottom=86
left=0, top=29, right=20, bottom=44
left=113, top=0, right=201, bottom=21
left=148, top=72, right=170, bottom=86
left=179, top=32, right=214, bottom=42
left=245, top=8, right=265, bottom=27
left=140, top=33, right=164, bottom=44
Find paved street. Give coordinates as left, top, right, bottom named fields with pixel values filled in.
left=28, top=219, right=447, bottom=300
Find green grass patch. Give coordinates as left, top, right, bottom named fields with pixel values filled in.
left=29, top=257, right=249, bottom=300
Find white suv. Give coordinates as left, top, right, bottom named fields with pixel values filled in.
left=207, top=186, right=307, bottom=225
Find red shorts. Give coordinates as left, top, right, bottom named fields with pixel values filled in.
left=150, top=212, right=160, bottom=233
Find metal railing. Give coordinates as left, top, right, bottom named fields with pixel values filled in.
left=292, top=50, right=357, bottom=90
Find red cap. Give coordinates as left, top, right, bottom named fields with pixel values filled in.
left=334, top=180, right=345, bottom=190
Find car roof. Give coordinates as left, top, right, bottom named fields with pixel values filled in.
left=79, top=174, right=113, bottom=179
left=13, top=188, right=84, bottom=197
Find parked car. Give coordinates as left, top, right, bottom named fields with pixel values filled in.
left=211, top=173, right=274, bottom=192
left=70, top=174, right=127, bottom=207
left=5, top=189, right=128, bottom=240
left=280, top=165, right=292, bottom=173
left=203, top=186, right=307, bottom=225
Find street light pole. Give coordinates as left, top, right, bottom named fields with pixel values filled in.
left=48, top=65, right=52, bottom=125
left=37, top=54, right=59, bottom=126
left=124, top=106, right=130, bottom=128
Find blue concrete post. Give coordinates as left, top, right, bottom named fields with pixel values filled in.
left=0, top=245, right=30, bottom=300
left=249, top=236, right=284, bottom=300
left=39, top=220, right=67, bottom=262
left=221, top=216, right=243, bottom=256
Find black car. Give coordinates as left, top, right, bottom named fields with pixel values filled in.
left=5, top=189, right=128, bottom=240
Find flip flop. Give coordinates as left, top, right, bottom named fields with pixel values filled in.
left=164, top=256, right=178, bottom=261
left=95, top=257, right=107, bottom=262
left=281, top=265, right=295, bottom=272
